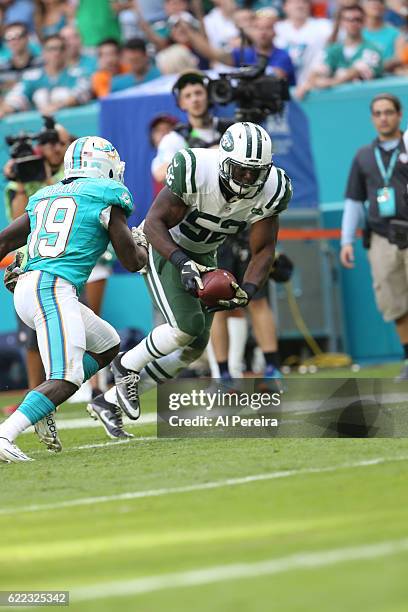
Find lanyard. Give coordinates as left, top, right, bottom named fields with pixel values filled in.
left=374, top=146, right=399, bottom=187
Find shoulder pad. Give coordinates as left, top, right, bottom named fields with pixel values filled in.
left=103, top=181, right=134, bottom=217
left=166, top=148, right=197, bottom=197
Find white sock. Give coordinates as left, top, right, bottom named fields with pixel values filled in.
left=0, top=411, right=32, bottom=442
left=207, top=340, right=220, bottom=378
left=104, top=386, right=118, bottom=405
left=228, top=317, right=248, bottom=378
left=139, top=347, right=195, bottom=394
left=121, top=324, right=193, bottom=372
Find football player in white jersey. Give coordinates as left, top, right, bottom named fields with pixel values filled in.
left=88, top=121, right=292, bottom=434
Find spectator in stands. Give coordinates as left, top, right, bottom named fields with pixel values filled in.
left=203, top=0, right=239, bottom=57
left=92, top=39, right=129, bottom=98
left=298, top=4, right=383, bottom=98
left=0, top=34, right=91, bottom=117
left=244, top=0, right=284, bottom=15
left=156, top=43, right=199, bottom=74
left=384, top=0, right=408, bottom=28
left=110, top=38, right=161, bottom=93
left=149, top=113, right=178, bottom=196
left=231, top=8, right=257, bottom=44
left=275, top=0, right=333, bottom=86
left=180, top=8, right=296, bottom=84
left=75, top=0, right=121, bottom=47
left=0, top=22, right=43, bottom=94
left=0, top=0, right=35, bottom=32
left=363, top=0, right=403, bottom=71
left=133, top=0, right=201, bottom=52
left=168, top=11, right=210, bottom=69
left=60, top=24, right=97, bottom=77
left=34, top=0, right=71, bottom=40
left=341, top=93, right=408, bottom=381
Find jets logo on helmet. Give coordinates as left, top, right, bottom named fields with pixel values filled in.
left=220, top=131, right=234, bottom=152
left=64, top=136, right=125, bottom=183
left=219, top=122, right=273, bottom=199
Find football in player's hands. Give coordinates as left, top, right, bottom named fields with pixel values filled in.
left=197, top=269, right=237, bottom=307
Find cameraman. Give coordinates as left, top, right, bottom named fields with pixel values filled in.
left=3, top=120, right=70, bottom=392
left=4, top=123, right=70, bottom=221
left=151, top=70, right=232, bottom=183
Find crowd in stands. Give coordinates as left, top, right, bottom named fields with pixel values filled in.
left=1, top=0, right=408, bottom=117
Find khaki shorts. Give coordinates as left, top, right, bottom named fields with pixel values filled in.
left=368, top=232, right=408, bottom=322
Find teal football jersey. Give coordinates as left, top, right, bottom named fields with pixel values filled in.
left=24, top=177, right=133, bottom=293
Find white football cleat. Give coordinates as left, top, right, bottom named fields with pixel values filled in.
left=0, top=437, right=33, bottom=463
left=34, top=412, right=62, bottom=453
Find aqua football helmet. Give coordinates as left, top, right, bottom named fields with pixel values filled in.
left=64, top=136, right=125, bottom=182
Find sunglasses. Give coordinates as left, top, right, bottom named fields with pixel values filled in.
left=4, top=31, right=26, bottom=42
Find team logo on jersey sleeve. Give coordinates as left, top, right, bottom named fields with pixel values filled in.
left=120, top=191, right=131, bottom=205
left=221, top=132, right=234, bottom=152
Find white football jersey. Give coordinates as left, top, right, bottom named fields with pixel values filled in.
left=165, top=148, right=292, bottom=254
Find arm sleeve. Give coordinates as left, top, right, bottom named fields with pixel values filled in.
left=345, top=154, right=367, bottom=201
left=263, top=170, right=293, bottom=219
left=103, top=183, right=134, bottom=217
left=165, top=149, right=195, bottom=202
left=341, top=198, right=365, bottom=246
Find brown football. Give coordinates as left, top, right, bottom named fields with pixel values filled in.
left=197, top=269, right=237, bottom=307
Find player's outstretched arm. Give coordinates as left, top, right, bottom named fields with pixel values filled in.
left=243, top=216, right=279, bottom=291
left=144, top=187, right=188, bottom=260
left=0, top=213, right=30, bottom=261
left=108, top=206, right=147, bottom=272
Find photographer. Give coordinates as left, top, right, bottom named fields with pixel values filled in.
left=4, top=120, right=69, bottom=221
left=340, top=93, right=408, bottom=381
left=3, top=118, right=70, bottom=393
left=151, top=70, right=232, bottom=183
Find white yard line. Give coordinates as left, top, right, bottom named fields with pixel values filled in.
left=70, top=537, right=408, bottom=602
left=1, top=455, right=407, bottom=516
left=29, top=437, right=158, bottom=456
left=21, top=412, right=156, bottom=433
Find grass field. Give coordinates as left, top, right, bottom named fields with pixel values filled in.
left=1, top=365, right=408, bottom=611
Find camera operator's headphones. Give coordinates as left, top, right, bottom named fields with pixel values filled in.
left=172, top=70, right=211, bottom=109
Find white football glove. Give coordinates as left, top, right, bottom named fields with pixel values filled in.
left=131, top=226, right=148, bottom=249
left=180, top=260, right=215, bottom=295
left=207, top=281, right=250, bottom=312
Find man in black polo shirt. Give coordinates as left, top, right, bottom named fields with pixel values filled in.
left=340, top=93, right=408, bottom=379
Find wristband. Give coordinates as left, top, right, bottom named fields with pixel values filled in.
left=242, top=282, right=258, bottom=300
left=169, top=249, right=190, bottom=270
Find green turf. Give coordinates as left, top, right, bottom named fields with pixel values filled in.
left=1, top=368, right=408, bottom=611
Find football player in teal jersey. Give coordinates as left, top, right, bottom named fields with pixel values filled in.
left=0, top=136, right=148, bottom=463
